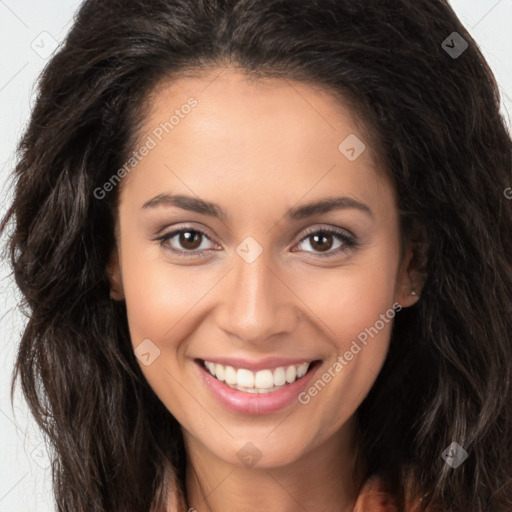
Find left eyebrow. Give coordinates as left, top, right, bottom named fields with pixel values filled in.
left=286, top=196, right=374, bottom=220
left=141, top=193, right=373, bottom=220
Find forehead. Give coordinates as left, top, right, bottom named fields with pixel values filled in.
left=118, top=68, right=394, bottom=217
left=141, top=68, right=375, bottom=159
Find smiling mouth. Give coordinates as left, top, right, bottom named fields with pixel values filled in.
left=199, top=359, right=320, bottom=394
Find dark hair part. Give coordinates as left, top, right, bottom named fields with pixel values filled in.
left=1, top=0, right=511, bottom=511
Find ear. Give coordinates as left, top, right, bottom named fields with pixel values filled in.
left=395, top=223, right=428, bottom=308
left=106, top=246, right=125, bottom=301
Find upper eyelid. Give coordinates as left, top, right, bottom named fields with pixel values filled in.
left=298, top=225, right=355, bottom=241
left=158, top=224, right=217, bottom=244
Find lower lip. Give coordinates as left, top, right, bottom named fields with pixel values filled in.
left=196, top=360, right=320, bottom=415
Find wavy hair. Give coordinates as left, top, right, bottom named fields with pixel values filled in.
left=1, top=0, right=511, bottom=511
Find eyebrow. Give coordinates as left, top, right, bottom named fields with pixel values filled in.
left=141, top=193, right=373, bottom=220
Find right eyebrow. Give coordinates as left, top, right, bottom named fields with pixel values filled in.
left=141, top=193, right=228, bottom=220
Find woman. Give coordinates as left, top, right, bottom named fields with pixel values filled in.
left=1, top=0, right=511, bottom=511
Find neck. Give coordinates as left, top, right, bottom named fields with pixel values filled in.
left=182, top=418, right=365, bottom=512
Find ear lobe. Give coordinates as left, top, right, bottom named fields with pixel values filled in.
left=396, top=226, right=429, bottom=308
left=106, top=247, right=124, bottom=301
left=398, top=269, right=422, bottom=308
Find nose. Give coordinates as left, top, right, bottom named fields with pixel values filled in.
left=214, top=247, right=298, bottom=345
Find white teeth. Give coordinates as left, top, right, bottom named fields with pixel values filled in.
left=237, top=368, right=255, bottom=388
left=215, top=364, right=225, bottom=381
left=254, top=369, right=274, bottom=389
left=285, top=365, right=296, bottom=383
left=224, top=365, right=237, bottom=385
left=203, top=360, right=312, bottom=392
left=273, top=367, right=286, bottom=386
left=297, top=362, right=309, bottom=378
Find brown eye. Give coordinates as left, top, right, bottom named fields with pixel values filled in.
left=157, top=228, right=215, bottom=255
left=309, top=233, right=335, bottom=252
left=294, top=228, right=357, bottom=258
left=178, top=230, right=203, bottom=250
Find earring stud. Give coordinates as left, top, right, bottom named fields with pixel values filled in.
left=410, top=290, right=417, bottom=296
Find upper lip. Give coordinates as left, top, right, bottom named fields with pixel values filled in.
left=196, top=356, right=319, bottom=372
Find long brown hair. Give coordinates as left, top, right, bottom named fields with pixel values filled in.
left=1, top=1, right=511, bottom=511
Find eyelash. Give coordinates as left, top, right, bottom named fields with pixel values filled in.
left=155, top=225, right=357, bottom=259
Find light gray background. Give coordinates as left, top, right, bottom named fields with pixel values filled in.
left=1, top=1, right=511, bottom=510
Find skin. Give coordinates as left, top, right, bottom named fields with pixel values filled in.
left=107, top=67, right=422, bottom=512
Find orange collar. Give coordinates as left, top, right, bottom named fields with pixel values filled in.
left=164, top=473, right=400, bottom=511
left=353, top=475, right=399, bottom=512
left=162, top=476, right=404, bottom=512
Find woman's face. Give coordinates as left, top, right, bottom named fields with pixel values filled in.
left=108, top=68, right=418, bottom=469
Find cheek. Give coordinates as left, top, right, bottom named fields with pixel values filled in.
left=119, top=243, right=209, bottom=423
left=293, top=248, right=399, bottom=348
left=120, top=235, right=206, bottom=345
left=118, top=235, right=233, bottom=412
left=291, top=245, right=399, bottom=424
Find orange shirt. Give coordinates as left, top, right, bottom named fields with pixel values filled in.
left=164, top=473, right=402, bottom=511
left=353, top=475, right=399, bottom=512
